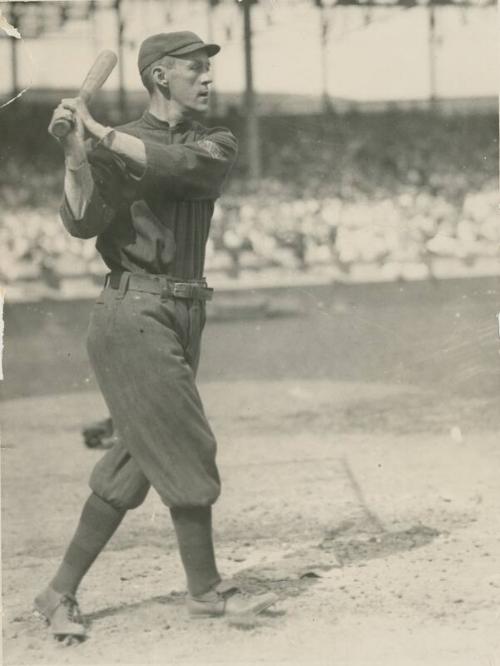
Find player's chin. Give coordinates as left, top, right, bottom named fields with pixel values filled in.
left=193, top=96, right=209, bottom=112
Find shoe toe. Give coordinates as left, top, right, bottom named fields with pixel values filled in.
left=225, top=591, right=279, bottom=617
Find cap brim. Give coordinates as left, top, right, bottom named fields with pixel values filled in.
left=170, top=42, right=220, bottom=57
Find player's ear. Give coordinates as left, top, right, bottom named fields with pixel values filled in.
left=152, top=64, right=170, bottom=95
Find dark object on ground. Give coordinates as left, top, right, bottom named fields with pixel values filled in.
left=82, top=417, right=115, bottom=449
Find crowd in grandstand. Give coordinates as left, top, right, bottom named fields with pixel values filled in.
left=1, top=107, right=498, bottom=286
left=1, top=182, right=498, bottom=285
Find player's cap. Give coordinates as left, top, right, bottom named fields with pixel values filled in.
left=138, top=31, right=220, bottom=73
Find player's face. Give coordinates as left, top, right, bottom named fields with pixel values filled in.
left=168, top=51, right=212, bottom=112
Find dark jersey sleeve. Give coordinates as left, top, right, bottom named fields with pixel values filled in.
left=59, top=145, right=124, bottom=239
left=140, top=128, right=238, bottom=200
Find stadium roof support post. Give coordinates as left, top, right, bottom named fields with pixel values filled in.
left=241, top=0, right=261, bottom=181
left=428, top=0, right=437, bottom=106
left=8, top=3, right=19, bottom=98
left=115, top=0, right=127, bottom=117
left=206, top=0, right=218, bottom=117
left=318, top=0, right=332, bottom=113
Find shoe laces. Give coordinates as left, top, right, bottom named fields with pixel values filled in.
left=60, top=594, right=83, bottom=624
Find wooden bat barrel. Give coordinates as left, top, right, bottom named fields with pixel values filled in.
left=49, top=50, right=118, bottom=139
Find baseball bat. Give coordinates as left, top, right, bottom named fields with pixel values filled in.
left=49, top=50, right=118, bottom=139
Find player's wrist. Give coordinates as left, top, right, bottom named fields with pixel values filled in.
left=65, top=158, right=89, bottom=172
left=63, top=138, right=88, bottom=169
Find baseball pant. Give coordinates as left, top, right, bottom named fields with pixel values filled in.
left=86, top=272, right=221, bottom=511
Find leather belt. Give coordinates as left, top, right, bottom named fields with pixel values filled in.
left=106, top=272, right=214, bottom=301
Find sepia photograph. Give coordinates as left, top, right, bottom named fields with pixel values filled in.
left=0, top=0, right=498, bottom=664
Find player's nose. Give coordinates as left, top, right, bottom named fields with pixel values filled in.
left=200, top=70, right=212, bottom=85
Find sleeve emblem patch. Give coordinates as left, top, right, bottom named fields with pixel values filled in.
left=198, top=139, right=225, bottom=160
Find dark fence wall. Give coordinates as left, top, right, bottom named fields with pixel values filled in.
left=1, top=96, right=498, bottom=208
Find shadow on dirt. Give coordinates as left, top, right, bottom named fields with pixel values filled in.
left=85, top=592, right=184, bottom=623
left=320, top=521, right=441, bottom=565
left=233, top=520, right=441, bottom=599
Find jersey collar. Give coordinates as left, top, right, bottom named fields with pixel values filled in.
left=141, top=110, right=192, bottom=131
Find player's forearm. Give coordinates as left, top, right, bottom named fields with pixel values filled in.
left=89, top=122, right=147, bottom=175
left=60, top=136, right=114, bottom=239
left=63, top=140, right=94, bottom=219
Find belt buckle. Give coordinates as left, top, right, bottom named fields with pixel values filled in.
left=173, top=282, right=192, bottom=299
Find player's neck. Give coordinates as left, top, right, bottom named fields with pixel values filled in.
left=148, top=96, right=191, bottom=128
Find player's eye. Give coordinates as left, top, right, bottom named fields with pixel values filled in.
left=191, top=62, right=209, bottom=73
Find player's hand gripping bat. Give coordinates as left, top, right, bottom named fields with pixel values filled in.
left=48, top=50, right=118, bottom=139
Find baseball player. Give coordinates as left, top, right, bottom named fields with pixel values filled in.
left=35, top=31, right=277, bottom=641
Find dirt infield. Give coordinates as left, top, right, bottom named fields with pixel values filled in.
left=2, top=379, right=500, bottom=665
left=2, top=278, right=500, bottom=664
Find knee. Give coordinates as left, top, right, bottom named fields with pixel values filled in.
left=90, top=480, right=150, bottom=512
left=122, top=485, right=150, bottom=510
left=161, top=479, right=221, bottom=510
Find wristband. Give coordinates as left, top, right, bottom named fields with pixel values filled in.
left=65, top=159, right=88, bottom=172
left=95, top=127, right=116, bottom=149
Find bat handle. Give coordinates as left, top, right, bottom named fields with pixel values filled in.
left=48, top=94, right=84, bottom=139
left=48, top=117, right=74, bottom=139
left=80, top=90, right=92, bottom=104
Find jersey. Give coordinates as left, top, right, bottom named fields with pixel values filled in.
left=59, top=111, right=238, bottom=280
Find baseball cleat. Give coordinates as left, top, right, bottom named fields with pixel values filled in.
left=187, top=580, right=279, bottom=619
left=34, top=588, right=86, bottom=642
